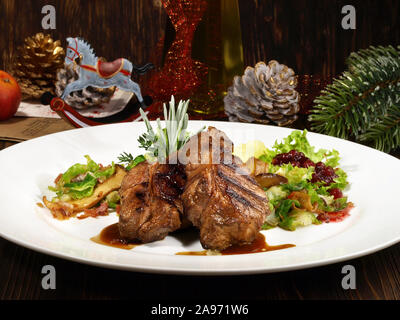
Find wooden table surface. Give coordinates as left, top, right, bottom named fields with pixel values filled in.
left=1, top=0, right=400, bottom=301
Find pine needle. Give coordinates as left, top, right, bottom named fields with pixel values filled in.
left=309, top=45, right=400, bottom=153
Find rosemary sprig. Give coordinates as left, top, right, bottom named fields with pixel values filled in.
left=117, top=152, right=134, bottom=165
left=118, top=96, right=203, bottom=165
left=138, top=96, right=192, bottom=160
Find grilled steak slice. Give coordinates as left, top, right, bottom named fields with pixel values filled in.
left=118, top=161, right=186, bottom=242
left=181, top=127, right=270, bottom=250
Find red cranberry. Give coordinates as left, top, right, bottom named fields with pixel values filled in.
left=272, top=150, right=314, bottom=168
left=272, top=151, right=337, bottom=186
left=291, top=161, right=301, bottom=167
left=311, top=162, right=338, bottom=185
left=329, top=188, right=343, bottom=199
left=302, top=159, right=315, bottom=168
left=315, top=162, right=325, bottom=170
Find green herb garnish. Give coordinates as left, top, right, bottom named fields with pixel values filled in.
left=138, top=96, right=194, bottom=161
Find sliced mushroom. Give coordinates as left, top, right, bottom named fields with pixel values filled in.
left=288, top=191, right=313, bottom=211
left=43, top=165, right=127, bottom=220
left=255, top=173, right=288, bottom=189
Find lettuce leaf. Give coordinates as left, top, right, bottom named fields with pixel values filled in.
left=62, top=155, right=99, bottom=183
left=126, top=155, right=146, bottom=171
left=265, top=186, right=289, bottom=207
left=105, top=191, right=121, bottom=209
left=330, top=168, right=348, bottom=190
left=236, top=130, right=341, bottom=169
left=64, top=174, right=97, bottom=200
left=272, top=130, right=324, bottom=162
left=279, top=208, right=321, bottom=231
left=49, top=156, right=116, bottom=200
left=257, top=149, right=276, bottom=164
left=269, top=163, right=314, bottom=185
left=267, top=198, right=320, bottom=231
left=259, top=130, right=341, bottom=167
left=62, top=163, right=88, bottom=184
left=93, top=162, right=115, bottom=182
left=333, top=197, right=348, bottom=211
left=272, top=130, right=330, bottom=163
left=275, top=199, right=295, bottom=221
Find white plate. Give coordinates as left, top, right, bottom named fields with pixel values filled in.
left=0, top=121, right=399, bottom=275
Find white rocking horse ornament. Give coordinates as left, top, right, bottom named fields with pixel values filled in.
left=62, top=37, right=153, bottom=107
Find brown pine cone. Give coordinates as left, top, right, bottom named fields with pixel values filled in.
left=224, top=60, right=300, bottom=126
left=12, top=33, right=65, bottom=100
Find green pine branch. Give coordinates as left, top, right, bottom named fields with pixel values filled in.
left=359, top=104, right=400, bottom=153
left=309, top=45, right=400, bottom=152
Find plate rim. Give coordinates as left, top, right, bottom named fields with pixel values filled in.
left=0, top=226, right=399, bottom=275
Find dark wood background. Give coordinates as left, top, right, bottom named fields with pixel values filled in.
left=1, top=0, right=399, bottom=77
left=1, top=0, right=400, bottom=301
left=0, top=0, right=167, bottom=73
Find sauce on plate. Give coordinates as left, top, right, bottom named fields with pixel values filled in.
left=90, top=223, right=141, bottom=250
left=91, top=224, right=295, bottom=255
left=176, top=232, right=295, bottom=256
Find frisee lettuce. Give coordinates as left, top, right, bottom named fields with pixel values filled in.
left=257, top=130, right=341, bottom=166
left=237, top=130, right=352, bottom=231
left=269, top=163, right=314, bottom=185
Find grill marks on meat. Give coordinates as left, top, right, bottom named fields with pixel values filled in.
left=183, top=162, right=269, bottom=250
left=181, top=127, right=270, bottom=250
left=118, top=161, right=186, bottom=243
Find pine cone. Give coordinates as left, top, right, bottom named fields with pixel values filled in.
left=12, top=33, right=65, bottom=100
left=55, top=63, right=115, bottom=110
left=224, top=60, right=300, bottom=126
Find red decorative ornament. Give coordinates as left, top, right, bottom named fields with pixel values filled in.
left=44, top=95, right=145, bottom=128
left=144, top=0, right=208, bottom=104
left=297, top=75, right=333, bottom=115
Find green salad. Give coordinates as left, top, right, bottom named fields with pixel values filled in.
left=49, top=155, right=116, bottom=202
left=234, top=130, right=353, bottom=231
left=44, top=155, right=127, bottom=219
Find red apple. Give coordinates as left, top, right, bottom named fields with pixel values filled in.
left=0, top=71, right=21, bottom=121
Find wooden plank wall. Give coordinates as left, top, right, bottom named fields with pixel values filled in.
left=0, top=0, right=167, bottom=72
left=1, top=0, right=399, bottom=77
left=239, top=0, right=400, bottom=76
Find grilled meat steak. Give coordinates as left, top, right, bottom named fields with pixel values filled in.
left=118, top=126, right=270, bottom=250
left=118, top=161, right=187, bottom=242
left=180, top=127, right=270, bottom=250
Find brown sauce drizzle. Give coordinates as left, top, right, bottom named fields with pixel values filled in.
left=90, top=223, right=141, bottom=250
left=176, top=233, right=295, bottom=256
left=91, top=225, right=295, bottom=255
